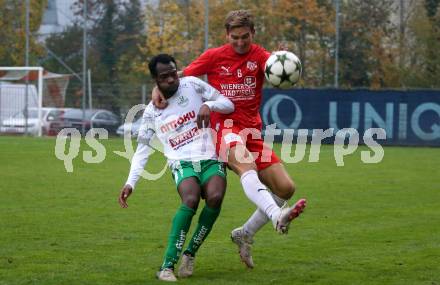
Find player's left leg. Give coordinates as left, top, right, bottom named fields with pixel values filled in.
left=259, top=162, right=306, bottom=231
left=259, top=162, right=295, bottom=199
left=243, top=163, right=306, bottom=236
left=179, top=161, right=226, bottom=278
left=161, top=178, right=200, bottom=271
left=231, top=144, right=306, bottom=268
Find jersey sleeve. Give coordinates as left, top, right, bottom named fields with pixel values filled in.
left=125, top=143, right=152, bottom=190
left=125, top=105, right=156, bottom=190
left=183, top=49, right=213, bottom=77
left=188, top=77, right=234, bottom=114
left=137, top=104, right=156, bottom=146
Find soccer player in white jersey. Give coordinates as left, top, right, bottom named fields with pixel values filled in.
left=118, top=54, right=235, bottom=281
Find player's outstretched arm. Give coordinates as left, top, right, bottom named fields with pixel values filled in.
left=119, top=184, right=133, bottom=208
left=124, top=140, right=153, bottom=190
left=118, top=142, right=150, bottom=208
left=119, top=106, right=156, bottom=208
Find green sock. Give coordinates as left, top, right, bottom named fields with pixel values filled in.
left=184, top=205, right=221, bottom=256
left=161, top=204, right=195, bottom=269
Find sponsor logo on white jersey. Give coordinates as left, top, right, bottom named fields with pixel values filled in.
left=159, top=111, right=196, bottom=133
left=169, top=127, right=200, bottom=148
left=177, top=95, right=189, bottom=107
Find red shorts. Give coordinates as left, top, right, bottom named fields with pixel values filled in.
left=213, top=120, right=280, bottom=171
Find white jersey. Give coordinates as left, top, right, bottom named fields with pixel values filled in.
left=125, top=76, right=234, bottom=189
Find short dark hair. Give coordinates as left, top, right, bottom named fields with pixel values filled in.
left=224, top=10, right=255, bottom=33
left=148, top=54, right=177, bottom=77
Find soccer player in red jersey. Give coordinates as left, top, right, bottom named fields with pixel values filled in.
left=152, top=10, right=306, bottom=269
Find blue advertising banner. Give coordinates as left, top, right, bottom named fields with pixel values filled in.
left=261, top=89, right=440, bottom=146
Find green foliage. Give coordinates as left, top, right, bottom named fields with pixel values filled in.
left=4, top=0, right=438, bottom=92
left=247, top=0, right=335, bottom=87
left=138, top=0, right=205, bottom=74
left=58, top=0, right=146, bottom=113
left=401, top=1, right=440, bottom=88
left=0, top=0, right=47, bottom=66
left=42, top=24, right=84, bottom=108
left=115, top=0, right=146, bottom=84
left=137, top=0, right=335, bottom=88
left=43, top=24, right=83, bottom=74
left=338, top=0, right=396, bottom=88
left=424, top=0, right=440, bottom=18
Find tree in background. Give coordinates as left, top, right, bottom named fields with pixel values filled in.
left=42, top=24, right=84, bottom=107
left=6, top=0, right=438, bottom=107
left=402, top=0, right=440, bottom=88
left=0, top=0, right=47, bottom=66
left=138, top=0, right=334, bottom=87
left=115, top=0, right=146, bottom=85
left=43, top=25, right=83, bottom=74
left=205, top=0, right=334, bottom=86
left=269, top=0, right=334, bottom=87
left=66, top=0, right=145, bottom=113
left=138, top=0, right=205, bottom=74
left=338, top=0, right=396, bottom=88
left=422, top=0, right=440, bottom=87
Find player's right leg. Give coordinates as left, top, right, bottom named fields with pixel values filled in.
left=158, top=167, right=201, bottom=280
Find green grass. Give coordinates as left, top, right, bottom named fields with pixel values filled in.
left=0, top=136, right=439, bottom=285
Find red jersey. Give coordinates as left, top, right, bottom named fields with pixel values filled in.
left=183, top=44, right=270, bottom=129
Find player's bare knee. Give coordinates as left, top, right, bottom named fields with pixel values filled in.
left=206, top=191, right=224, bottom=208
left=182, top=195, right=200, bottom=210
left=278, top=180, right=295, bottom=199
left=288, top=180, right=296, bottom=197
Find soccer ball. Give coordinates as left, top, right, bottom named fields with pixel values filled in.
left=264, top=51, right=302, bottom=89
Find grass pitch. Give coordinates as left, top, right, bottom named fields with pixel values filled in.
left=0, top=136, right=439, bottom=285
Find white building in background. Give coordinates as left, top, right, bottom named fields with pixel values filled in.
left=38, top=0, right=77, bottom=37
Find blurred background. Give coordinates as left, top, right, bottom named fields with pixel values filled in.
left=0, top=0, right=439, bottom=142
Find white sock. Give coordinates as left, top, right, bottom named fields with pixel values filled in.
left=240, top=170, right=281, bottom=224
left=243, top=209, right=268, bottom=236
left=243, top=193, right=286, bottom=236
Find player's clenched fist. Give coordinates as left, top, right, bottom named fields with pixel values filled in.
left=197, top=104, right=211, bottom=129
